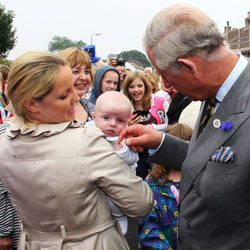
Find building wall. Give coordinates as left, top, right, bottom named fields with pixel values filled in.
left=224, top=12, right=250, bottom=57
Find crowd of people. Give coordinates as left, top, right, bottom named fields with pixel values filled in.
left=0, top=3, right=249, bottom=250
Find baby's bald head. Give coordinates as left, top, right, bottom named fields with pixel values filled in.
left=94, top=91, right=133, bottom=136
left=95, top=91, right=132, bottom=117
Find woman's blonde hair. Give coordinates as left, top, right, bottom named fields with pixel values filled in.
left=57, top=47, right=93, bottom=80
left=166, top=122, right=193, bottom=141
left=147, top=72, right=160, bottom=94
left=123, top=71, right=152, bottom=111
left=7, top=51, right=68, bottom=122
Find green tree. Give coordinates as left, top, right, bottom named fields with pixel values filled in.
left=48, top=36, right=86, bottom=52
left=0, top=58, right=12, bottom=67
left=118, top=50, right=151, bottom=68
left=0, top=4, right=17, bottom=58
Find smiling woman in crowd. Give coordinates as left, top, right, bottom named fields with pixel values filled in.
left=57, top=47, right=94, bottom=124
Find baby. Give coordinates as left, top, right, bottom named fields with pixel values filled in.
left=85, top=91, right=139, bottom=234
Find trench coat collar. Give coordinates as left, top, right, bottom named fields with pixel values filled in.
left=6, top=117, right=81, bottom=139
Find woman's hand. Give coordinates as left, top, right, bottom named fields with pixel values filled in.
left=118, top=124, right=163, bottom=152
left=128, top=114, right=141, bottom=126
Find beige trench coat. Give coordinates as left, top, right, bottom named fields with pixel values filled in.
left=0, top=121, right=154, bottom=250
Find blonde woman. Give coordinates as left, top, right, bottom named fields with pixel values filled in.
left=0, top=51, right=154, bottom=249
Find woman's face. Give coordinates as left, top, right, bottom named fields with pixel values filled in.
left=34, top=65, right=79, bottom=123
left=72, top=64, right=92, bottom=98
left=128, top=77, right=145, bottom=103
left=101, top=71, right=119, bottom=93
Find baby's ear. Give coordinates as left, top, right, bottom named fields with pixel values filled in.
left=92, top=111, right=95, bottom=119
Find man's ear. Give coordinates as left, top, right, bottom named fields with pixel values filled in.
left=22, top=98, right=39, bottom=114
left=177, top=57, right=198, bottom=79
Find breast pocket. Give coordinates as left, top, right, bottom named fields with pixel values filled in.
left=206, top=161, right=238, bottom=175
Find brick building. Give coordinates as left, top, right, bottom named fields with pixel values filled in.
left=224, top=11, right=250, bottom=57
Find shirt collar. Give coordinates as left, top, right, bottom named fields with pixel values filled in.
left=216, top=53, right=248, bottom=103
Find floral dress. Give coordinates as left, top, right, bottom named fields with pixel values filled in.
left=138, top=176, right=180, bottom=250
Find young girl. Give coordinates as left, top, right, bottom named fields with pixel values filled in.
left=89, top=65, right=121, bottom=105
left=138, top=123, right=193, bottom=250
left=123, top=71, right=169, bottom=179
left=123, top=71, right=169, bottom=131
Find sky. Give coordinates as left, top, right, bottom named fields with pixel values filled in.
left=1, top=0, right=250, bottom=60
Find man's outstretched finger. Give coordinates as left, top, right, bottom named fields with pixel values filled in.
left=118, top=125, right=143, bottom=144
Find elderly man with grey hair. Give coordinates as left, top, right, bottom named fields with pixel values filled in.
left=119, top=4, right=250, bottom=250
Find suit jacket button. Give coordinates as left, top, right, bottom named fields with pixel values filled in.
left=186, top=220, right=191, bottom=229
left=196, top=191, right=201, bottom=197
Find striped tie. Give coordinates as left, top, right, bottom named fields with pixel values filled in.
left=199, top=97, right=217, bottom=134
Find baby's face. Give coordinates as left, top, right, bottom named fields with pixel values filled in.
left=94, top=107, right=130, bottom=137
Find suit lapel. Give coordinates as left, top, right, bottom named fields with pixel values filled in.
left=180, top=60, right=250, bottom=203
left=189, top=101, right=206, bottom=144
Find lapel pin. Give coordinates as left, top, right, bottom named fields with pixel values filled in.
left=213, top=119, right=221, bottom=128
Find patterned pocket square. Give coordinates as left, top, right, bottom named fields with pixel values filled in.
left=210, top=146, right=234, bottom=163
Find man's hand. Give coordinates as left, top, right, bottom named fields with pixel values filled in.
left=118, top=124, right=163, bottom=152
left=0, top=237, right=13, bottom=250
